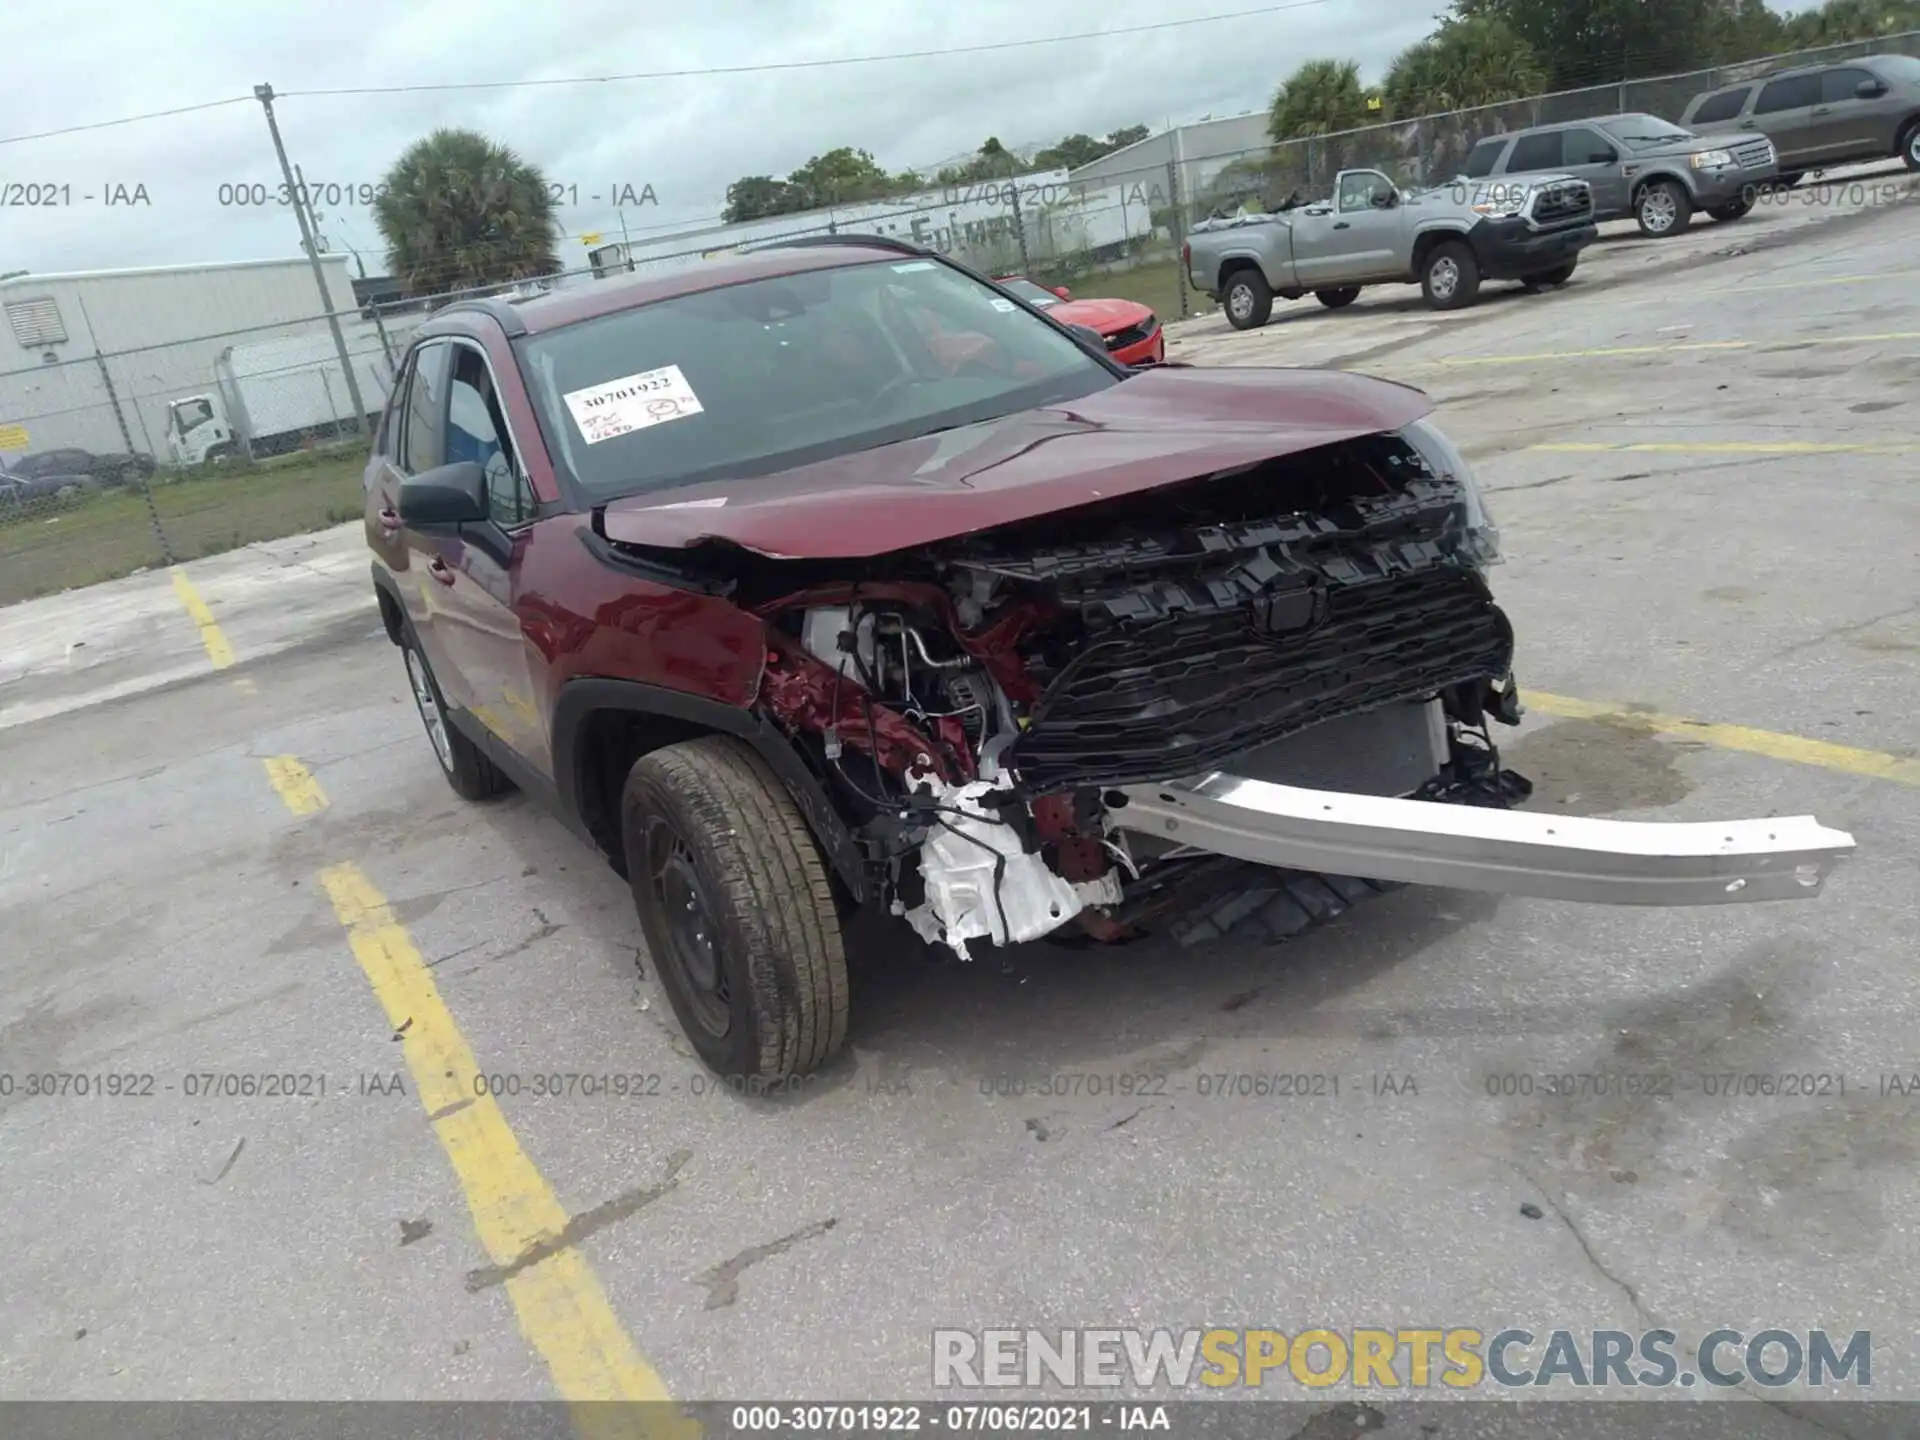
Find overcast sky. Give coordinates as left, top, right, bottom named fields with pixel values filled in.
left=0, top=0, right=1821, bottom=280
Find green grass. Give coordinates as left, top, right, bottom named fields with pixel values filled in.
left=0, top=451, right=368, bottom=607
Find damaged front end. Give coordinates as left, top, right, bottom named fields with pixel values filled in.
left=697, top=418, right=1853, bottom=959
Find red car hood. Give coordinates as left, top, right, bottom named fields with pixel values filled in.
left=597, top=366, right=1432, bottom=560
left=1048, top=296, right=1154, bottom=332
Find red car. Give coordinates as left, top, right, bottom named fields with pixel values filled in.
left=995, top=275, right=1165, bottom=366
left=363, top=233, right=1852, bottom=1084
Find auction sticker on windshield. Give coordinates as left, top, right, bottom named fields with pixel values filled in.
left=563, top=364, right=704, bottom=444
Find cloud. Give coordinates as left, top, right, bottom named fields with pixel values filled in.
left=1, top=0, right=1491, bottom=276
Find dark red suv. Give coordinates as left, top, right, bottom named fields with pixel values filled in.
left=364, top=235, right=1850, bottom=1084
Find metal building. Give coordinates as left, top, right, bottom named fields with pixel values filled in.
left=0, top=255, right=362, bottom=463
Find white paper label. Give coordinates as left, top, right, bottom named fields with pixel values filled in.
left=891, top=260, right=936, bottom=272
left=562, top=364, right=703, bottom=445
left=654, top=496, right=728, bottom=509
left=989, top=297, right=1016, bottom=312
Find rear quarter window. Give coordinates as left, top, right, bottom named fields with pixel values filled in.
left=1689, top=88, right=1750, bottom=125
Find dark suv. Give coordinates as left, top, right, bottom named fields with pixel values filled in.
left=1680, top=52, right=1920, bottom=182
left=361, top=236, right=1853, bottom=1083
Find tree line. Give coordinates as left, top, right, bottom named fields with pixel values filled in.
left=720, top=126, right=1152, bottom=223
left=1268, top=0, right=1920, bottom=144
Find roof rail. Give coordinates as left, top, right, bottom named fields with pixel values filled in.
left=748, top=232, right=931, bottom=258
left=431, top=296, right=529, bottom=338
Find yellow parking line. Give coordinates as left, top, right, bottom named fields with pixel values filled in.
left=1702, top=268, right=1920, bottom=295
left=316, top=863, right=692, bottom=1433
left=262, top=756, right=328, bottom=815
left=1420, top=330, right=1920, bottom=370
left=1531, top=440, right=1920, bottom=455
left=1523, top=691, right=1920, bottom=787
left=169, top=567, right=235, bottom=670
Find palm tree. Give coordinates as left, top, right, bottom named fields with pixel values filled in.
left=371, top=129, right=560, bottom=297
left=1383, top=17, right=1548, bottom=118
left=1267, top=59, right=1371, bottom=142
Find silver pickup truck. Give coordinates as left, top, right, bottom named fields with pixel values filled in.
left=1184, top=167, right=1601, bottom=327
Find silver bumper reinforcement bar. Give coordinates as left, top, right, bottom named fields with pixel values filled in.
left=1110, top=773, right=1856, bottom=906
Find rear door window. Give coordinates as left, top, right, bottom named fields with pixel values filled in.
left=1755, top=74, right=1820, bottom=113
left=1461, top=138, right=1506, bottom=178
left=1819, top=67, right=1877, bottom=103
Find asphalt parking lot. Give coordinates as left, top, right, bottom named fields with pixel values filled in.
left=2, top=197, right=1917, bottom=1422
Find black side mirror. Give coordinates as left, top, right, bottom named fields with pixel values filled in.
left=398, top=460, right=487, bottom=529
left=1589, top=148, right=1618, bottom=164
left=1855, top=78, right=1887, bottom=98
left=1370, top=189, right=1397, bottom=208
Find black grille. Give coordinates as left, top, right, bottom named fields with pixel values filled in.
left=1105, top=317, right=1160, bottom=350
left=1731, top=137, right=1774, bottom=169
left=1529, top=183, right=1592, bottom=226
left=1007, top=566, right=1513, bottom=793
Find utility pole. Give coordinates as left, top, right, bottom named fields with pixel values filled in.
left=255, top=82, right=369, bottom=435
left=1006, top=154, right=1031, bottom=276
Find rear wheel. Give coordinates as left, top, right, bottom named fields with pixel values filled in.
left=1222, top=268, right=1274, bottom=330
left=622, top=736, right=849, bottom=1083
left=1635, top=179, right=1692, bottom=236
left=1315, top=286, right=1361, bottom=309
left=1420, top=240, right=1481, bottom=311
left=401, top=624, right=511, bottom=801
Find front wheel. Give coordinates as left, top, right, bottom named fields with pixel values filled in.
left=1900, top=123, right=1920, bottom=173
left=401, top=624, right=511, bottom=801
left=1635, top=179, right=1693, bottom=236
left=1420, top=240, right=1481, bottom=311
left=1222, top=268, right=1274, bottom=330
left=1315, top=286, right=1361, bottom=309
left=623, top=736, right=849, bottom=1083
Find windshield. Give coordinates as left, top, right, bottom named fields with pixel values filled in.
left=1600, top=115, right=1697, bottom=149
left=1871, top=54, right=1920, bottom=81
left=518, top=256, right=1114, bottom=500
left=998, top=277, right=1063, bottom=308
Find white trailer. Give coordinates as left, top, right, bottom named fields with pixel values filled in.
left=166, top=328, right=394, bottom=466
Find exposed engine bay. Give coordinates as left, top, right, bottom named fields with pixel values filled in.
left=737, top=420, right=1532, bottom=958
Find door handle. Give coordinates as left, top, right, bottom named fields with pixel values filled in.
left=1811, top=106, right=1831, bottom=115
left=427, top=556, right=457, bottom=587
left=1333, top=221, right=1350, bottom=229
left=378, top=506, right=402, bottom=534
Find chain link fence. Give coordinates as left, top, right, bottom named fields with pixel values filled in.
left=4, top=29, right=1916, bottom=608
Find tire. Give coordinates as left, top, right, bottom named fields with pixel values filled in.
left=623, top=736, right=849, bottom=1083
left=1775, top=171, right=1804, bottom=190
left=1420, top=239, right=1481, bottom=311
left=1221, top=267, right=1274, bottom=330
left=1901, top=122, right=1920, bottom=173
left=1707, top=196, right=1754, bottom=222
left=400, top=623, right=511, bottom=802
left=1315, top=286, right=1361, bottom=309
left=1635, top=178, right=1692, bottom=237
left=205, top=443, right=237, bottom=465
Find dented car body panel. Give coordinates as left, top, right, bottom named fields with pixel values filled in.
left=365, top=235, right=1855, bottom=1079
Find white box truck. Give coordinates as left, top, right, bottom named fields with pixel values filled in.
left=166, top=330, right=394, bottom=466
